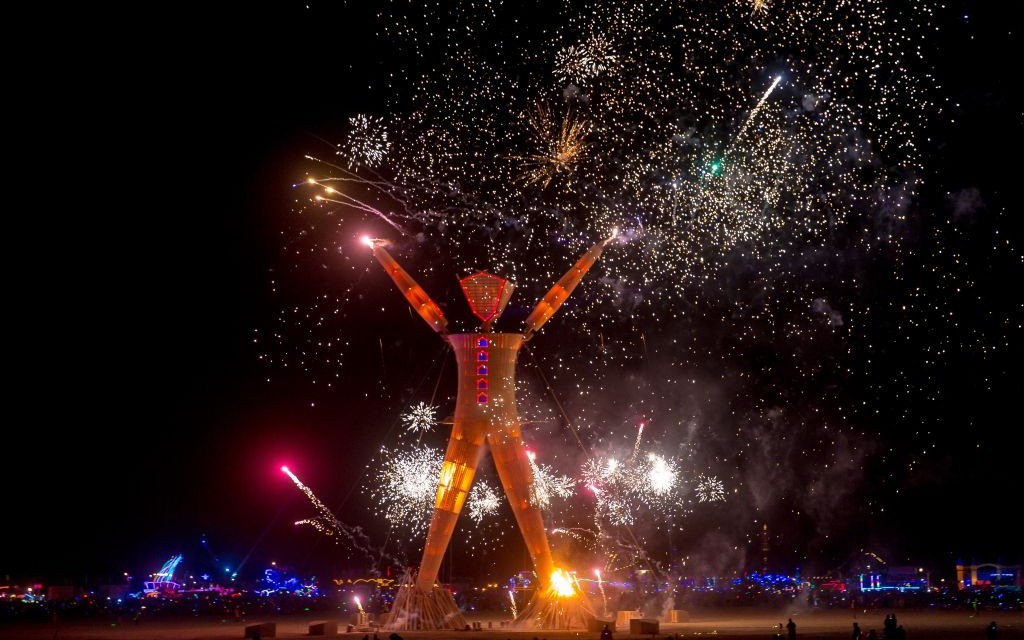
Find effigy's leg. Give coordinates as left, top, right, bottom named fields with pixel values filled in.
left=415, top=421, right=487, bottom=591
left=487, top=427, right=555, bottom=587
left=489, top=426, right=595, bottom=630
left=384, top=422, right=484, bottom=631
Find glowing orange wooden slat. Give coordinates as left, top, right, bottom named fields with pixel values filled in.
left=370, top=244, right=448, bottom=334
left=524, top=235, right=616, bottom=339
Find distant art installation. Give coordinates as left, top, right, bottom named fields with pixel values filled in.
left=364, top=233, right=616, bottom=630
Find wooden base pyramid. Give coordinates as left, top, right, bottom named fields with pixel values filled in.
left=513, top=586, right=596, bottom=630
left=382, top=582, right=467, bottom=631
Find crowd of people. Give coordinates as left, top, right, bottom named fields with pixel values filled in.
left=1, top=578, right=1019, bottom=631
left=0, top=589, right=337, bottom=623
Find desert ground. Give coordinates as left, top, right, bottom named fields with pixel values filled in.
left=2, top=608, right=1022, bottom=640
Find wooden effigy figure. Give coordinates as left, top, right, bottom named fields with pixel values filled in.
left=366, top=235, right=615, bottom=630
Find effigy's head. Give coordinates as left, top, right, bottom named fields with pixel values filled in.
left=460, top=271, right=515, bottom=326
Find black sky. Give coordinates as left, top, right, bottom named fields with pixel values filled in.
left=5, top=3, right=1020, bottom=587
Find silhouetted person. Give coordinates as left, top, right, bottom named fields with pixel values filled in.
left=866, top=630, right=878, bottom=640
left=894, top=625, right=906, bottom=640
left=787, top=618, right=797, bottom=640
left=389, top=633, right=404, bottom=640
left=884, top=614, right=896, bottom=639
left=852, top=621, right=862, bottom=639
left=601, top=624, right=613, bottom=640
left=987, top=621, right=998, bottom=640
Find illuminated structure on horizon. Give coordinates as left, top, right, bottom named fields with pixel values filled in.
left=143, top=554, right=183, bottom=597
left=364, top=233, right=616, bottom=630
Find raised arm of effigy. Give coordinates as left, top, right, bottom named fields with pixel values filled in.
left=523, top=233, right=617, bottom=340
left=366, top=239, right=448, bottom=336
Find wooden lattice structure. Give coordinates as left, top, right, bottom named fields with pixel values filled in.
left=365, top=235, right=615, bottom=630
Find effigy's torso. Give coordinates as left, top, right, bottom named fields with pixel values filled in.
left=445, top=332, right=551, bottom=583
left=449, top=333, right=523, bottom=430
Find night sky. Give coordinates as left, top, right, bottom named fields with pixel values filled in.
left=6, top=2, right=1019, bottom=589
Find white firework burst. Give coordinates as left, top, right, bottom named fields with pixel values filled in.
left=345, top=114, right=390, bottom=168
left=587, top=483, right=635, bottom=526
left=582, top=456, right=636, bottom=525
left=554, top=34, right=617, bottom=84
left=401, top=402, right=437, bottom=436
left=466, top=481, right=501, bottom=524
left=636, top=453, right=679, bottom=498
left=581, top=456, right=627, bottom=487
left=370, top=444, right=443, bottom=534
left=696, top=474, right=726, bottom=503
left=527, top=453, right=575, bottom=509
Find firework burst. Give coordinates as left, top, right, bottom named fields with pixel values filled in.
left=297, top=0, right=938, bottom=326
left=750, top=0, right=769, bottom=15
left=638, top=453, right=680, bottom=499
left=512, top=102, right=589, bottom=189
left=466, top=481, right=501, bottom=524
left=527, top=451, right=575, bottom=510
left=554, top=33, right=617, bottom=85
left=367, top=444, right=443, bottom=536
left=581, top=457, right=634, bottom=526
left=695, top=474, right=726, bottom=503
left=269, top=0, right=948, bottom=578
left=345, top=114, right=390, bottom=169
left=401, top=402, right=437, bottom=436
